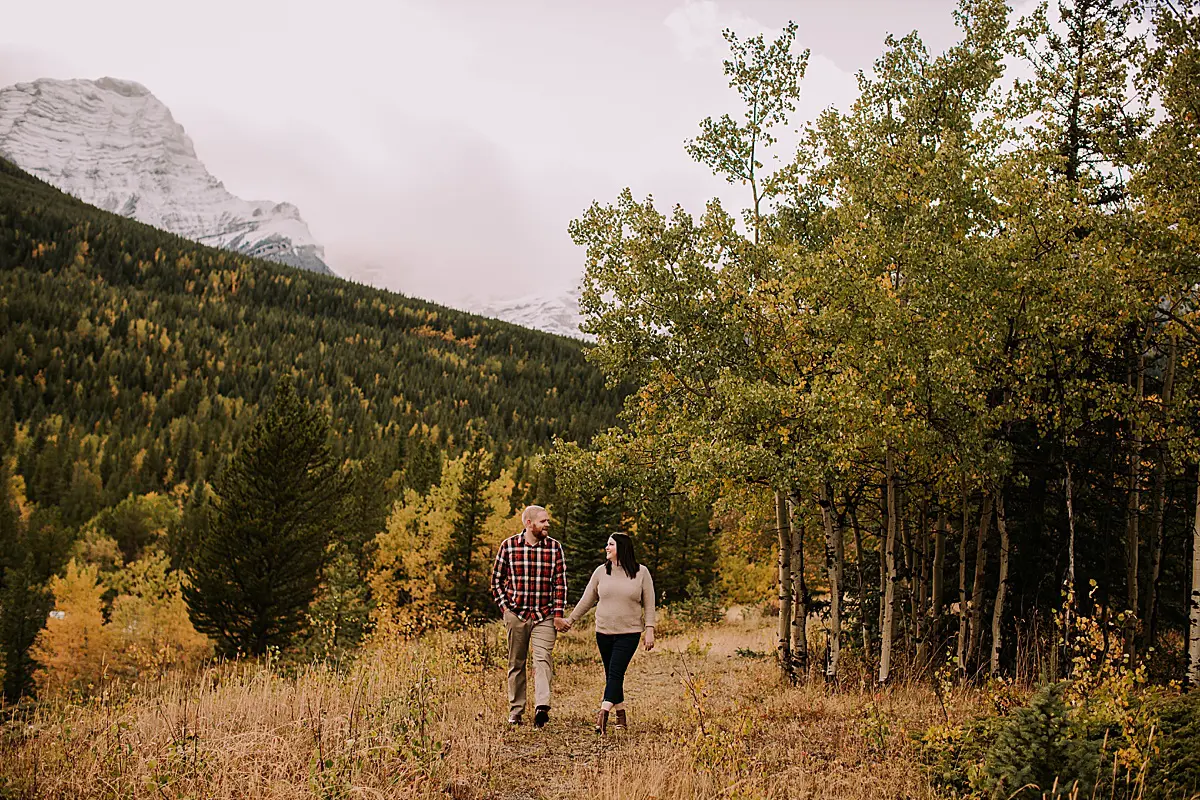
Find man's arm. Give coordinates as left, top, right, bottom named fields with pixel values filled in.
left=551, top=540, right=567, bottom=618
left=490, top=540, right=511, bottom=612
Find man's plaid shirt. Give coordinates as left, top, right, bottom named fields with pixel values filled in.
left=490, top=532, right=567, bottom=622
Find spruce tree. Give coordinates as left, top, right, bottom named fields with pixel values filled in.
left=0, top=561, right=52, bottom=701
left=404, top=432, right=443, bottom=495
left=444, top=444, right=492, bottom=614
left=0, top=479, right=68, bottom=700
left=184, top=381, right=348, bottom=657
left=561, top=486, right=621, bottom=603
left=0, top=461, right=48, bottom=701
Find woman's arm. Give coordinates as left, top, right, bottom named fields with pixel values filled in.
left=642, top=568, right=657, bottom=629
left=567, top=568, right=601, bottom=625
left=641, top=570, right=657, bottom=650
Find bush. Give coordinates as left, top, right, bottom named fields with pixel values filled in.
left=913, top=716, right=1001, bottom=799
left=672, top=576, right=723, bottom=627
left=1143, top=691, right=1200, bottom=800
left=983, top=682, right=1100, bottom=798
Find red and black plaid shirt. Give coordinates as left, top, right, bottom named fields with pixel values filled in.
left=490, top=532, right=567, bottom=622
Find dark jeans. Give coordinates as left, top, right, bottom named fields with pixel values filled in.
left=596, top=632, right=640, bottom=704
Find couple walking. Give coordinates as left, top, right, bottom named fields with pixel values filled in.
left=489, top=505, right=656, bottom=733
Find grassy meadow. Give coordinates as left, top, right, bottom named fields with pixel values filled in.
left=0, top=611, right=972, bottom=800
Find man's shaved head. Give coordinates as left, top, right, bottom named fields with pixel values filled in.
left=522, top=505, right=547, bottom=525
left=522, top=505, right=550, bottom=541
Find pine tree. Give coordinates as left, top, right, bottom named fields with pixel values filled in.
left=560, top=485, right=621, bottom=603
left=184, top=380, right=349, bottom=656
left=304, top=547, right=372, bottom=660
left=0, top=561, right=52, bottom=701
left=444, top=444, right=492, bottom=614
left=0, top=463, right=70, bottom=700
left=404, top=431, right=443, bottom=495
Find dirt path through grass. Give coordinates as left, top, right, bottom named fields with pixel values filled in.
left=482, top=621, right=776, bottom=800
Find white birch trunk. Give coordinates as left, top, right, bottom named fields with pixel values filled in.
left=818, top=483, right=842, bottom=681
left=789, top=494, right=809, bottom=674
left=775, top=490, right=793, bottom=680
left=1125, top=346, right=1144, bottom=653
left=879, top=453, right=898, bottom=684
left=957, top=486, right=970, bottom=679
left=1188, top=471, right=1200, bottom=687
left=990, top=492, right=1010, bottom=677
left=966, top=494, right=994, bottom=671
left=1145, top=334, right=1175, bottom=647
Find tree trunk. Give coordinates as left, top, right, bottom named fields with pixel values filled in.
left=914, top=500, right=931, bottom=673
left=789, top=494, right=809, bottom=675
left=1125, top=344, right=1145, bottom=654
left=1145, top=334, right=1176, bottom=649
left=818, top=483, right=842, bottom=681
left=1063, top=462, right=1078, bottom=666
left=928, top=509, right=946, bottom=669
left=991, top=492, right=1011, bottom=677
left=957, top=485, right=970, bottom=679
left=880, top=452, right=898, bottom=684
left=850, top=506, right=871, bottom=659
left=775, top=490, right=793, bottom=680
left=1188, top=469, right=1200, bottom=687
left=966, top=494, right=994, bottom=674
left=901, top=502, right=916, bottom=657
left=879, top=483, right=888, bottom=650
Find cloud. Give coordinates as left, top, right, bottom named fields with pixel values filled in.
left=799, top=54, right=860, bottom=116
left=663, top=0, right=779, bottom=61
left=2, top=0, right=962, bottom=310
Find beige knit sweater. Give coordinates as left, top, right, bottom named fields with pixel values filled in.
left=568, top=563, right=657, bottom=634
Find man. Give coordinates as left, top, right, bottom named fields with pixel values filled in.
left=490, top=505, right=568, bottom=727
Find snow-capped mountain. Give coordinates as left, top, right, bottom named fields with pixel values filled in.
left=471, top=287, right=589, bottom=340
left=0, top=77, right=332, bottom=275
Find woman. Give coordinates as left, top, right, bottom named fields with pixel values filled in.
left=565, top=532, right=656, bottom=734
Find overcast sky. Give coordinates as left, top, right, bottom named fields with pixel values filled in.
left=1, top=0, right=970, bottom=308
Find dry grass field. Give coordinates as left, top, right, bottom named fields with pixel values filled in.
left=0, top=613, right=978, bottom=799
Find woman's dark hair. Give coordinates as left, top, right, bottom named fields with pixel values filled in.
left=604, top=532, right=640, bottom=579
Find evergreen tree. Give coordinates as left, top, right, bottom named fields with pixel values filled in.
left=0, top=560, right=52, bottom=701
left=444, top=443, right=492, bottom=614
left=304, top=547, right=373, bottom=660
left=1, top=464, right=37, bottom=700
left=559, top=485, right=622, bottom=603
left=184, top=381, right=349, bottom=656
left=332, top=460, right=391, bottom=569
left=0, top=497, right=70, bottom=700
left=656, top=497, right=718, bottom=603
left=404, top=431, right=443, bottom=495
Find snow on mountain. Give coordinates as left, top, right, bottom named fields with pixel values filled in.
left=0, top=77, right=332, bottom=275
left=469, top=287, right=589, bottom=340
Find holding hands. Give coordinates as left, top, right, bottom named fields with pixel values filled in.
left=554, top=617, right=572, bottom=633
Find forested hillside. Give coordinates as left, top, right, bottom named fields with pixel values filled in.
left=0, top=156, right=620, bottom=516
left=0, top=157, right=628, bottom=698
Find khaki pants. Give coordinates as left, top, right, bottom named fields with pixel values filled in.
left=504, top=611, right=557, bottom=718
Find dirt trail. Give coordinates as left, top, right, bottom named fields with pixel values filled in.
left=480, top=622, right=775, bottom=800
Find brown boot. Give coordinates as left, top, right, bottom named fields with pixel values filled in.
left=613, top=709, right=627, bottom=730
left=595, top=709, right=609, bottom=734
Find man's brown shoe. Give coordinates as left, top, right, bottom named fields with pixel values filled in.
left=595, top=709, right=609, bottom=735
left=613, top=709, right=627, bottom=730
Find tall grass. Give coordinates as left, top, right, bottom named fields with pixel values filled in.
left=1, top=617, right=968, bottom=799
